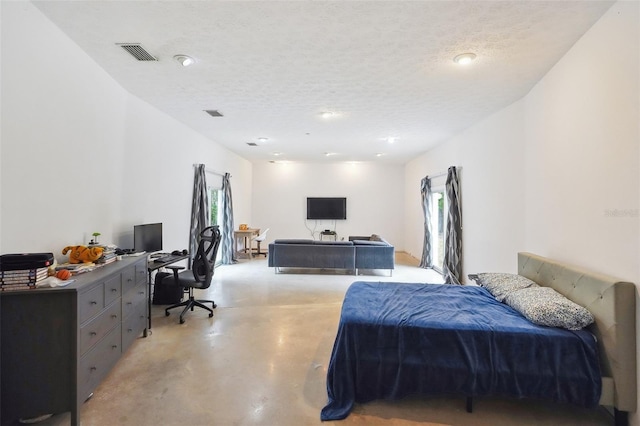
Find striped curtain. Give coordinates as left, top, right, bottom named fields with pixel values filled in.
left=419, top=176, right=433, bottom=269
left=190, top=164, right=209, bottom=268
left=443, top=166, right=462, bottom=284
left=220, top=172, right=236, bottom=264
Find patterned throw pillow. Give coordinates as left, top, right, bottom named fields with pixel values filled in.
left=504, top=287, right=595, bottom=330
left=467, top=272, right=538, bottom=302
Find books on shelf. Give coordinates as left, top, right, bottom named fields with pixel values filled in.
left=0, top=267, right=49, bottom=291
left=93, top=244, right=117, bottom=265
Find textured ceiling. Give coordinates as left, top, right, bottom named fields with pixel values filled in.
left=32, top=1, right=614, bottom=164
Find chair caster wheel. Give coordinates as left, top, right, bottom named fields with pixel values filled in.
left=209, top=313, right=213, bottom=318
left=180, top=318, right=185, bottom=324
left=165, top=311, right=170, bottom=316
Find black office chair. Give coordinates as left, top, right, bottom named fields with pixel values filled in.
left=164, top=225, right=221, bottom=324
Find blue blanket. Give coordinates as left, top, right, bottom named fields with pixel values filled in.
left=321, top=282, right=601, bottom=421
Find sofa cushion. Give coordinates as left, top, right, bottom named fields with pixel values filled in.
left=273, top=239, right=314, bottom=244
left=313, top=240, right=354, bottom=246
left=352, top=239, right=389, bottom=246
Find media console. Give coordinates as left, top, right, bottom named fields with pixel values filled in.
left=0, top=256, right=148, bottom=426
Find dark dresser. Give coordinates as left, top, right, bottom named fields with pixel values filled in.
left=1, top=256, right=148, bottom=426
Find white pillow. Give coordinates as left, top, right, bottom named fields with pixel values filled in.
left=504, top=287, right=595, bottom=330
left=468, top=272, right=538, bottom=302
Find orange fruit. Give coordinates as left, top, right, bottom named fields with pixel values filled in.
left=56, top=269, right=72, bottom=280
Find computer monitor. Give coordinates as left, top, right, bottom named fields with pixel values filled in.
left=134, top=223, right=163, bottom=253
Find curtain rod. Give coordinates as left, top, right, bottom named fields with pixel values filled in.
left=428, top=166, right=462, bottom=180
left=193, top=164, right=230, bottom=178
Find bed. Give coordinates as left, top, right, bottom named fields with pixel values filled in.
left=321, top=252, right=636, bottom=425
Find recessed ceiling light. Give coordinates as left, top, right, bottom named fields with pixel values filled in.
left=453, top=53, right=477, bottom=65
left=386, top=137, right=397, bottom=144
left=321, top=111, right=335, bottom=119
left=272, top=152, right=282, bottom=156
left=375, top=153, right=385, bottom=157
left=257, top=137, right=269, bottom=143
left=324, top=152, right=336, bottom=157
left=174, top=54, right=195, bottom=67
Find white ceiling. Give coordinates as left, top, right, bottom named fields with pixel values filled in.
left=32, top=0, right=614, bottom=164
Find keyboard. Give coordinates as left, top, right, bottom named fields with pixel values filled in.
left=153, top=255, right=173, bottom=263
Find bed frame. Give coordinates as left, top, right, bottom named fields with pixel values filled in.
left=517, top=252, right=637, bottom=425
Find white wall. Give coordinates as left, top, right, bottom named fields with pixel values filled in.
left=251, top=161, right=404, bottom=247
left=404, top=101, right=526, bottom=275
left=523, top=1, right=639, bottom=281
left=405, top=1, right=638, bottom=283
left=0, top=0, right=5, bottom=254
left=0, top=2, right=252, bottom=259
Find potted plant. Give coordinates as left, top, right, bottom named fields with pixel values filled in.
left=90, top=232, right=101, bottom=245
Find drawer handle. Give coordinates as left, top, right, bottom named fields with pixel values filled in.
left=127, top=278, right=133, bottom=282
left=90, top=367, right=97, bottom=371
left=127, top=328, right=133, bottom=332
left=90, top=331, right=97, bottom=336
left=138, top=291, right=145, bottom=295
left=112, top=345, right=118, bottom=349
left=111, top=314, right=118, bottom=319
left=90, top=301, right=98, bottom=305
left=111, top=288, right=118, bottom=292
left=126, top=302, right=133, bottom=306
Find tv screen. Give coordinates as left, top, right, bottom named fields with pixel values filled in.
left=134, top=223, right=163, bottom=253
left=307, top=197, right=347, bottom=220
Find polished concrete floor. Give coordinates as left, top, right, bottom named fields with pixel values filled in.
left=32, top=253, right=613, bottom=426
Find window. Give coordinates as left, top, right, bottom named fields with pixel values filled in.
left=209, top=188, right=220, bottom=226
left=207, top=183, right=223, bottom=264
left=430, top=190, right=446, bottom=273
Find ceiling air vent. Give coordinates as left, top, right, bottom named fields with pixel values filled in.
left=204, top=110, right=224, bottom=117
left=246, top=142, right=258, bottom=146
left=117, top=43, right=157, bottom=61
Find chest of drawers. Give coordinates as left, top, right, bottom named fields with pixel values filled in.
left=1, top=256, right=148, bottom=426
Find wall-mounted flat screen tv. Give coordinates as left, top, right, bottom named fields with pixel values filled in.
left=134, top=222, right=163, bottom=253
left=307, top=197, right=347, bottom=220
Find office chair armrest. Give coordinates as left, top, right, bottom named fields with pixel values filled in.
left=166, top=265, right=185, bottom=281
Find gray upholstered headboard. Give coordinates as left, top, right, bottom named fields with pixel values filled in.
left=518, top=252, right=637, bottom=413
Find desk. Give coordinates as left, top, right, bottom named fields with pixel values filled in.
left=234, top=228, right=260, bottom=259
left=147, top=254, right=189, bottom=331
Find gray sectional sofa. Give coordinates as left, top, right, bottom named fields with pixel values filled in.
left=267, top=235, right=394, bottom=275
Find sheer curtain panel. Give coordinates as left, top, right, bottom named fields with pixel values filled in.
left=220, top=172, right=236, bottom=264
left=190, top=164, right=209, bottom=267
left=443, top=166, right=462, bottom=284
left=419, top=176, right=433, bottom=269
